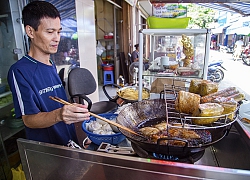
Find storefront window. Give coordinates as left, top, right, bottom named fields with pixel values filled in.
left=45, top=0, right=79, bottom=74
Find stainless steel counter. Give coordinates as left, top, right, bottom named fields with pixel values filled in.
left=17, top=121, right=250, bottom=180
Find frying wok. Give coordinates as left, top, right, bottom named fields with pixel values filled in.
left=116, top=99, right=236, bottom=156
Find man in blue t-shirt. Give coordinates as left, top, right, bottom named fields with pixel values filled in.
left=7, top=1, right=90, bottom=146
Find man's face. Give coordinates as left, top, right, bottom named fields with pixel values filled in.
left=29, top=17, right=61, bottom=54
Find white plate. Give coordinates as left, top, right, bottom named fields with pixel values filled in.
left=156, top=72, right=175, bottom=77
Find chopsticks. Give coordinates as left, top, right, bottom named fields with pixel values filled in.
left=49, top=96, right=143, bottom=137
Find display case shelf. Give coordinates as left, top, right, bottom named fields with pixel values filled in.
left=137, top=28, right=211, bottom=100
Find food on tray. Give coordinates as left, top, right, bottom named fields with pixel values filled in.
left=189, top=79, right=203, bottom=94
left=177, top=67, right=199, bottom=76
left=199, top=80, right=218, bottom=97
left=117, top=87, right=149, bottom=100
left=189, top=79, right=218, bottom=96
left=175, top=91, right=200, bottom=114
left=200, top=87, right=238, bottom=103
left=169, top=64, right=179, bottom=70
left=192, top=103, right=224, bottom=125
left=212, top=93, right=245, bottom=103
left=220, top=102, right=237, bottom=120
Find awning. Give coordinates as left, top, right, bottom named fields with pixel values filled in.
left=46, top=0, right=76, bottom=19
left=61, top=18, right=77, bottom=32
left=196, top=3, right=250, bottom=16
left=212, top=25, right=230, bottom=34
left=226, top=17, right=250, bottom=35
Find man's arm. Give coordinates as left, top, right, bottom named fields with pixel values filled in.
left=22, top=104, right=90, bottom=128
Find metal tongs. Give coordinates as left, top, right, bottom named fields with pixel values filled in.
left=97, top=142, right=135, bottom=155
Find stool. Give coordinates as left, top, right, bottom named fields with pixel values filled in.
left=103, top=70, right=114, bottom=85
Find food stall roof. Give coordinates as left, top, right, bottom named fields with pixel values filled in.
left=46, top=0, right=76, bottom=19
left=196, top=2, right=250, bottom=16
left=48, top=0, right=250, bottom=18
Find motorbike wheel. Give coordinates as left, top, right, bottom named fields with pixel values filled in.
left=242, top=56, right=250, bottom=66
left=210, top=69, right=224, bottom=83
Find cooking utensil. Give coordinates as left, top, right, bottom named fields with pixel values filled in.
left=116, top=99, right=237, bottom=156
left=49, top=96, right=144, bottom=138
left=97, top=142, right=135, bottom=155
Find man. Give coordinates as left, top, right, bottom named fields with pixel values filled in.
left=7, top=1, right=90, bottom=146
left=234, top=38, right=244, bottom=60
left=131, top=44, right=139, bottom=62
left=130, top=44, right=149, bottom=70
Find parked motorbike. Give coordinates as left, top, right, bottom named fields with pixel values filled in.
left=219, top=44, right=234, bottom=53
left=207, top=60, right=226, bottom=83
left=241, top=45, right=250, bottom=66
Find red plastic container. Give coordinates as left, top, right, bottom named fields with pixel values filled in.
left=102, top=64, right=114, bottom=71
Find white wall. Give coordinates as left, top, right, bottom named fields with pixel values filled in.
left=75, top=0, right=99, bottom=102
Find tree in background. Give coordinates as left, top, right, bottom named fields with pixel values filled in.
left=187, top=4, right=216, bottom=29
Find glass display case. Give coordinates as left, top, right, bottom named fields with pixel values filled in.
left=137, top=29, right=211, bottom=100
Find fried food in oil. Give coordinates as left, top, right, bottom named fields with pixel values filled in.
left=139, top=127, right=160, bottom=137
left=154, top=122, right=168, bottom=131
left=168, top=128, right=200, bottom=139
left=139, top=123, right=201, bottom=146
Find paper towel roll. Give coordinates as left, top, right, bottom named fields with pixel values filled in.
left=160, top=56, right=169, bottom=68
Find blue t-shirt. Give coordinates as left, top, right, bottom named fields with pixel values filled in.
left=7, top=55, right=78, bottom=146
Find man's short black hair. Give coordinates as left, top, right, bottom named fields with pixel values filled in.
left=134, top=44, right=139, bottom=48
left=22, top=1, right=61, bottom=31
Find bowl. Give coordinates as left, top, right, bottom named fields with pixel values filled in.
left=147, top=16, right=191, bottom=29
left=82, top=113, right=126, bottom=145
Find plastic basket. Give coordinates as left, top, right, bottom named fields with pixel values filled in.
left=82, top=113, right=126, bottom=145
left=147, top=16, right=190, bottom=29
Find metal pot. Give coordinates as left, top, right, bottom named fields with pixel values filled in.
left=116, top=86, right=150, bottom=103
left=116, top=99, right=236, bottom=156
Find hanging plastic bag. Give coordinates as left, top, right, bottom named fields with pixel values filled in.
left=96, top=41, right=106, bottom=56
left=11, top=164, right=26, bottom=180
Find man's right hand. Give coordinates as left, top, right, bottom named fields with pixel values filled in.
left=60, top=104, right=90, bottom=124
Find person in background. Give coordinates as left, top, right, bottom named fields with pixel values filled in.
left=7, top=1, right=90, bottom=146
left=210, top=34, right=217, bottom=50
left=234, top=37, right=244, bottom=60
left=131, top=44, right=139, bottom=62
left=131, top=43, right=149, bottom=70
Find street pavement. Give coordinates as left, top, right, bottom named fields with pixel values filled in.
left=210, top=50, right=250, bottom=100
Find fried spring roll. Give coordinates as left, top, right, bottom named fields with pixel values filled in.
left=201, top=87, right=237, bottom=103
